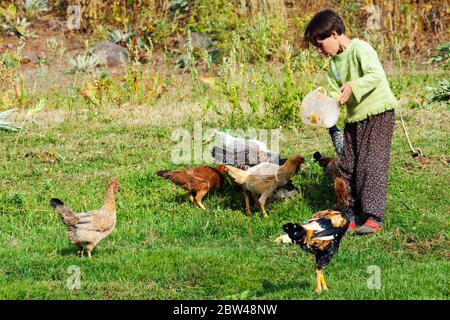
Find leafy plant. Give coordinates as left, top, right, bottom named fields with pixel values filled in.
left=185, top=29, right=198, bottom=80
left=1, top=16, right=31, bottom=38
left=68, top=53, right=100, bottom=74
left=0, top=109, right=20, bottom=131
left=425, top=78, right=450, bottom=103
left=1, top=43, right=24, bottom=70
left=23, top=0, right=49, bottom=19
left=0, top=4, right=32, bottom=38
left=428, top=43, right=450, bottom=68
left=0, top=3, right=17, bottom=22
left=216, top=41, right=311, bottom=129
left=228, top=12, right=287, bottom=64
left=217, top=45, right=244, bottom=127
left=168, top=0, right=190, bottom=13
left=108, top=29, right=135, bottom=47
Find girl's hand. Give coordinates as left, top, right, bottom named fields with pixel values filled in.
left=339, top=83, right=353, bottom=104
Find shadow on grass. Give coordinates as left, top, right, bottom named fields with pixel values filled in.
left=255, top=279, right=311, bottom=297
left=218, top=179, right=254, bottom=211
left=297, top=166, right=335, bottom=213
left=57, top=247, right=78, bottom=257
left=58, top=245, right=118, bottom=258
left=169, top=178, right=245, bottom=212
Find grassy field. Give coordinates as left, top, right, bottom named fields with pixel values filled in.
left=0, top=69, right=449, bottom=300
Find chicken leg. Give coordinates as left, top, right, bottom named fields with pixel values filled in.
left=244, top=191, right=251, bottom=216
left=320, top=272, right=329, bottom=291
left=85, top=243, right=95, bottom=259
left=195, top=189, right=208, bottom=210
left=255, top=199, right=269, bottom=219
left=257, top=194, right=269, bottom=219
left=77, top=245, right=84, bottom=258
left=315, top=268, right=322, bottom=294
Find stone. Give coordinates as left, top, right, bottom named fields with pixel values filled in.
left=88, top=40, right=128, bottom=67
left=190, top=32, right=213, bottom=50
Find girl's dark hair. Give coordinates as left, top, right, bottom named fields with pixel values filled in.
left=304, top=9, right=345, bottom=46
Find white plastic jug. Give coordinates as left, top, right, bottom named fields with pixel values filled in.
left=300, top=87, right=340, bottom=128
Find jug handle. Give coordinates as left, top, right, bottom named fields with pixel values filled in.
left=311, top=87, right=327, bottom=96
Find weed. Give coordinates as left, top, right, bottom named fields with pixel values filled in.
left=425, top=78, right=450, bottom=103
left=0, top=109, right=20, bottom=131
left=428, top=43, right=450, bottom=69
left=68, top=53, right=100, bottom=74
left=23, top=0, right=49, bottom=20
left=1, top=16, right=32, bottom=38
left=108, top=29, right=135, bottom=47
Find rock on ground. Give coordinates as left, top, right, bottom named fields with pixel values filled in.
left=89, top=40, right=128, bottom=67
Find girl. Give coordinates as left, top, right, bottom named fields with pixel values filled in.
left=304, top=9, right=397, bottom=235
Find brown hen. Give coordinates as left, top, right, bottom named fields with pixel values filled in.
left=157, top=165, right=226, bottom=210
left=313, top=151, right=340, bottom=182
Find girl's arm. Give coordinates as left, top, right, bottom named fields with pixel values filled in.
left=349, top=43, right=385, bottom=102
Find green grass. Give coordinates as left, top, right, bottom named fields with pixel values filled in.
left=0, top=71, right=449, bottom=300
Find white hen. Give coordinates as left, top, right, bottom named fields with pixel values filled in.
left=214, top=130, right=268, bottom=152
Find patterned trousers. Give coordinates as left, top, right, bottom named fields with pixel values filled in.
left=338, top=110, right=395, bottom=222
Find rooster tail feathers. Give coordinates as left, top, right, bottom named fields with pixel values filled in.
left=334, top=178, right=349, bottom=207
left=156, top=170, right=170, bottom=178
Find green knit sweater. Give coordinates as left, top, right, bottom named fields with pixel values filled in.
left=327, top=39, right=397, bottom=123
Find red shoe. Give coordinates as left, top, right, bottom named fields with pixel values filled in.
left=355, top=218, right=384, bottom=235
left=346, top=217, right=358, bottom=234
